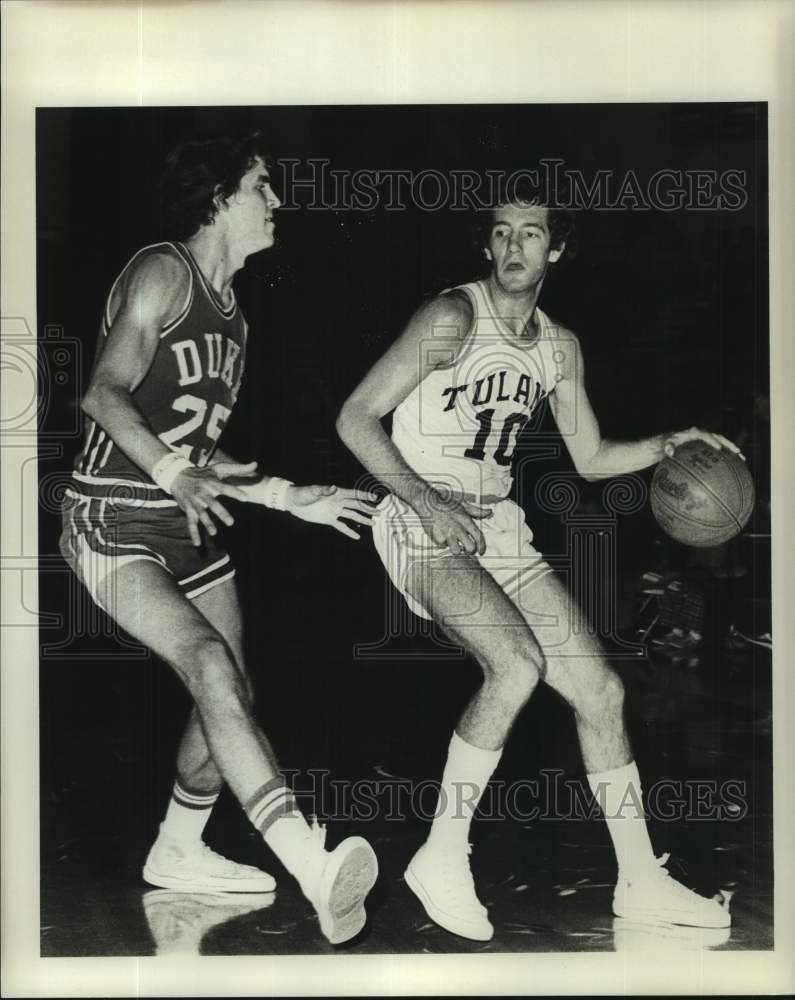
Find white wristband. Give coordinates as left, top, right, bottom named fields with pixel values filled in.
left=262, top=476, right=293, bottom=511
left=152, top=452, right=194, bottom=495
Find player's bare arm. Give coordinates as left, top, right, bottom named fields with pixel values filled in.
left=337, top=292, right=493, bottom=555
left=209, top=448, right=376, bottom=539
left=241, top=478, right=377, bottom=540
left=80, top=251, right=249, bottom=545
left=207, top=446, right=259, bottom=481
left=549, top=327, right=744, bottom=480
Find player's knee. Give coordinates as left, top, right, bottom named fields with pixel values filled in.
left=490, top=646, right=542, bottom=704
left=600, top=667, right=625, bottom=714
left=577, top=664, right=625, bottom=721
left=503, top=666, right=539, bottom=706
left=184, top=636, right=247, bottom=709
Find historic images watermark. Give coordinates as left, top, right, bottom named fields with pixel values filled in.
left=285, top=768, right=748, bottom=824
left=276, top=157, right=749, bottom=213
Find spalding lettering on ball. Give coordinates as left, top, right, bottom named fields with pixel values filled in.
left=650, top=440, right=755, bottom=547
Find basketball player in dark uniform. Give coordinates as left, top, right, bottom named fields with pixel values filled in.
left=60, top=134, right=377, bottom=945
left=337, top=183, right=742, bottom=941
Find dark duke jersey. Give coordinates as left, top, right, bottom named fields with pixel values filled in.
left=72, top=242, right=247, bottom=504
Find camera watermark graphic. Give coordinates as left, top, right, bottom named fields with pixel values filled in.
left=2, top=315, right=149, bottom=658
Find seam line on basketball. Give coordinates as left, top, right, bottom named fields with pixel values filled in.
left=651, top=488, right=738, bottom=533
left=664, top=451, right=744, bottom=532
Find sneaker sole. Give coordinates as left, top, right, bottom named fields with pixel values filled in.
left=142, top=864, right=276, bottom=894
left=315, top=838, right=378, bottom=945
left=613, top=901, right=731, bottom=929
left=404, top=863, right=494, bottom=942
left=612, top=917, right=731, bottom=950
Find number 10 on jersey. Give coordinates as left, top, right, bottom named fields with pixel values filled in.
left=464, top=409, right=529, bottom=466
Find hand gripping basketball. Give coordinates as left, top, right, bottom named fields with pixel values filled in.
left=662, top=427, right=744, bottom=461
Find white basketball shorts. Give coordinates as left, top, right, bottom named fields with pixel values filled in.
left=371, top=493, right=553, bottom=621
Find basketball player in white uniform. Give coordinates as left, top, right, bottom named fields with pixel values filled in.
left=60, top=134, right=378, bottom=945
left=337, top=184, right=742, bottom=941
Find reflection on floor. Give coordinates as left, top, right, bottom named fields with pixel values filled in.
left=134, top=889, right=733, bottom=957
left=40, top=641, right=772, bottom=957
left=142, top=891, right=277, bottom=955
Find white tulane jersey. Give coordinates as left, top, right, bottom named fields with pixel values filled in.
left=391, top=280, right=564, bottom=499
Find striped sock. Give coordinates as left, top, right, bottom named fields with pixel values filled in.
left=161, top=779, right=221, bottom=845
left=245, top=778, right=319, bottom=880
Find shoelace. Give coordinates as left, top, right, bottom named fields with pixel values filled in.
left=194, top=843, right=241, bottom=875
left=434, top=844, right=481, bottom=906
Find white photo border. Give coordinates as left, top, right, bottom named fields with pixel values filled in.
left=2, top=1, right=793, bottom=995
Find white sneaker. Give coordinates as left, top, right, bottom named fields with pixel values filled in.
left=298, top=820, right=378, bottom=946
left=143, top=831, right=276, bottom=893
left=404, top=841, right=493, bottom=941
left=613, top=854, right=731, bottom=929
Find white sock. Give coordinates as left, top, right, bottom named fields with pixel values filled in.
left=160, top=779, right=220, bottom=846
left=427, top=731, right=502, bottom=849
left=264, top=814, right=319, bottom=883
left=245, top=778, right=320, bottom=884
left=587, top=760, right=657, bottom=878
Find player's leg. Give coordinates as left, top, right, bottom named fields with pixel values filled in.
left=513, top=569, right=632, bottom=771
left=145, top=576, right=281, bottom=893
left=188, top=575, right=380, bottom=930
left=102, top=560, right=275, bottom=800
left=101, top=560, right=377, bottom=943
left=169, top=577, right=270, bottom=807
left=401, top=551, right=545, bottom=941
left=408, top=552, right=545, bottom=750
left=512, top=568, right=730, bottom=928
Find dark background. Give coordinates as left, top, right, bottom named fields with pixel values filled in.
left=36, top=105, right=770, bottom=877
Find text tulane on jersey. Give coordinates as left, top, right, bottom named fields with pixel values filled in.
left=441, top=369, right=546, bottom=413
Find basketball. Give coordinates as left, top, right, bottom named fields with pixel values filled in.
left=650, top=440, right=755, bottom=547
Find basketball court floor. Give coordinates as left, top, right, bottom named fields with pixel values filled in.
left=39, top=554, right=773, bottom=958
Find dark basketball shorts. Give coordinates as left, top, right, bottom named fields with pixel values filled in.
left=60, top=487, right=235, bottom=611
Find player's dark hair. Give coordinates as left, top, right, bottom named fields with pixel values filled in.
left=160, top=131, right=273, bottom=239
left=474, top=174, right=577, bottom=260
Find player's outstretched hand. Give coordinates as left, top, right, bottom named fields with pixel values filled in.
left=285, top=484, right=378, bottom=539
left=171, top=467, right=250, bottom=547
left=413, top=489, right=493, bottom=556
left=663, top=427, right=745, bottom=461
